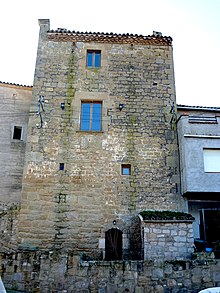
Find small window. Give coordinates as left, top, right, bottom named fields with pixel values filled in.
left=81, top=102, right=102, bottom=131
left=121, top=164, right=131, bottom=175
left=203, top=149, right=220, bottom=172
left=87, top=50, right=101, bottom=68
left=188, top=115, right=217, bottom=124
left=59, top=163, right=65, bottom=171
left=13, top=126, right=22, bottom=140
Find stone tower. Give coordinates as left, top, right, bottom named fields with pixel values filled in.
left=18, top=19, right=186, bottom=258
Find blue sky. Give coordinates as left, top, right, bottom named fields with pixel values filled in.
left=1, top=0, right=219, bottom=106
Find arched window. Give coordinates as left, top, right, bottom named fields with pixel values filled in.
left=105, top=228, right=122, bottom=260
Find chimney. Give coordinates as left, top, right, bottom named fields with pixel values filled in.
left=153, top=31, right=162, bottom=37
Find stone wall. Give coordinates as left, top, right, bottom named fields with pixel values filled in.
left=0, top=20, right=219, bottom=293
left=1, top=250, right=220, bottom=293
left=142, top=220, right=194, bottom=260
left=0, top=203, right=19, bottom=252
left=17, top=19, right=187, bottom=258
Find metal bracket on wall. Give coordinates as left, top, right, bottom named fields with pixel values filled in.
left=36, top=95, right=45, bottom=128
left=170, top=101, right=176, bottom=130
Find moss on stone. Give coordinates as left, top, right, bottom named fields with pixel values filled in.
left=66, top=48, right=76, bottom=123
left=140, top=210, right=194, bottom=220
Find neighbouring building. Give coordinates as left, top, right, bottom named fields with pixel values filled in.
left=177, top=105, right=220, bottom=252
left=0, top=81, right=32, bottom=253
left=0, top=81, right=32, bottom=204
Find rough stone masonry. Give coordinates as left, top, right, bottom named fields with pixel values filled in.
left=2, top=19, right=220, bottom=293
left=16, top=19, right=188, bottom=259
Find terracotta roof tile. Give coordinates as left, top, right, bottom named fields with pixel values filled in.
left=0, top=81, right=32, bottom=88
left=47, top=29, right=172, bottom=46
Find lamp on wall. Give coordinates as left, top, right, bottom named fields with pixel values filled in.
left=113, top=220, right=116, bottom=226
left=119, top=104, right=124, bottom=111
left=61, top=102, right=65, bottom=110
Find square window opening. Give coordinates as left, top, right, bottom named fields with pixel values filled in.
left=81, top=101, right=102, bottom=131
left=203, top=149, right=220, bottom=172
left=122, top=164, right=131, bottom=175
left=87, top=50, right=101, bottom=68
left=13, top=126, right=22, bottom=140
left=59, top=163, right=65, bottom=171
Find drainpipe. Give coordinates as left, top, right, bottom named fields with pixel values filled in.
left=201, top=208, right=207, bottom=245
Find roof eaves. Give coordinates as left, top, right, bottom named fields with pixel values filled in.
left=177, top=104, right=220, bottom=112
left=0, top=81, right=32, bottom=88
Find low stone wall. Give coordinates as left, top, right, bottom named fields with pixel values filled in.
left=0, top=203, right=19, bottom=252
left=141, top=219, right=194, bottom=260
left=1, top=250, right=220, bottom=292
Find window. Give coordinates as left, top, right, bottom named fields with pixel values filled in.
left=87, top=50, right=101, bottom=68
left=59, top=163, right=65, bottom=171
left=121, top=164, right=131, bottom=175
left=13, top=126, right=22, bottom=140
left=203, top=149, right=220, bottom=172
left=81, top=102, right=102, bottom=131
left=188, top=115, right=217, bottom=124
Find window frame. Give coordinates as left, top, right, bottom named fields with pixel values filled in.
left=80, top=101, right=102, bottom=132
left=203, top=148, right=220, bottom=173
left=86, top=50, right=101, bottom=68
left=59, top=163, right=65, bottom=171
left=12, top=125, right=23, bottom=141
left=121, top=164, right=131, bottom=175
